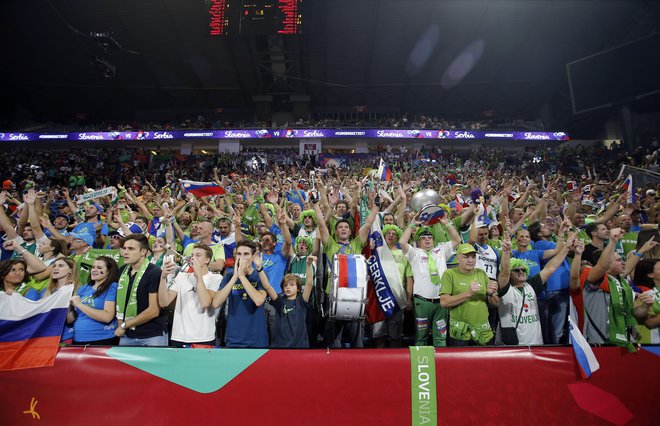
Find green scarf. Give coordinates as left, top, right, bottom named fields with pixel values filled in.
left=606, top=275, right=637, bottom=352
left=426, top=250, right=441, bottom=285
left=116, top=261, right=149, bottom=321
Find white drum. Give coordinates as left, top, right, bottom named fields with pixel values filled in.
left=329, top=254, right=368, bottom=320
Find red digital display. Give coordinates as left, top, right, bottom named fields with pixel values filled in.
left=277, top=0, right=302, bottom=34
left=210, top=0, right=301, bottom=36
left=209, top=0, right=230, bottom=36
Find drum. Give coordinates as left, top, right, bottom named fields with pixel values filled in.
left=329, top=254, right=368, bottom=320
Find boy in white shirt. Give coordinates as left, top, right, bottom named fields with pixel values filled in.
left=159, top=244, right=222, bottom=347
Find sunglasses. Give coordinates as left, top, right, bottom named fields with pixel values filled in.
left=512, top=268, right=527, bottom=273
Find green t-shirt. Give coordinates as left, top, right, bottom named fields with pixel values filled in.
left=440, top=268, right=490, bottom=328
left=431, top=216, right=463, bottom=244
left=391, top=248, right=413, bottom=288
left=488, top=238, right=502, bottom=251
left=619, top=231, right=638, bottom=257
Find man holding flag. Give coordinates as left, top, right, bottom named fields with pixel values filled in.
left=400, top=215, right=461, bottom=347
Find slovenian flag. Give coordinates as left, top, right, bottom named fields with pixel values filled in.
left=179, top=180, right=226, bottom=197
left=418, top=209, right=446, bottom=225
left=364, top=216, right=407, bottom=322
left=377, top=158, right=392, bottom=181
left=568, top=316, right=600, bottom=379
left=0, top=285, right=73, bottom=371
left=622, top=174, right=636, bottom=205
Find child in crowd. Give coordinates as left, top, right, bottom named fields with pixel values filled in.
left=263, top=255, right=316, bottom=348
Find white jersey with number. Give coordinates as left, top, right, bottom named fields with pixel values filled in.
left=475, top=243, right=499, bottom=280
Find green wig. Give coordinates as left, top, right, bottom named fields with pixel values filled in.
left=300, top=209, right=317, bottom=225
left=509, top=258, right=530, bottom=275
left=295, top=236, right=314, bottom=255
left=382, top=224, right=403, bottom=239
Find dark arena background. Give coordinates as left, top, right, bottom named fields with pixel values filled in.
left=1, top=1, right=660, bottom=425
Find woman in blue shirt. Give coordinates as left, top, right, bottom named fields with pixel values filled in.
left=70, top=256, right=120, bottom=345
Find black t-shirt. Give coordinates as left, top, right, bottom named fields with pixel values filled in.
left=120, top=263, right=168, bottom=339
left=582, top=243, right=600, bottom=266
left=271, top=293, right=309, bottom=348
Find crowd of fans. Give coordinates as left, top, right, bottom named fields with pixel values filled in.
left=0, top=141, right=659, bottom=349
left=7, top=112, right=542, bottom=133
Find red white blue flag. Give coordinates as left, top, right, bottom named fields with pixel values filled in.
left=622, top=174, right=636, bottom=205
left=337, top=254, right=361, bottom=288
left=365, top=216, right=407, bottom=322
left=418, top=208, right=446, bottom=225
left=0, top=285, right=73, bottom=371
left=568, top=302, right=600, bottom=379
left=377, top=158, right=392, bottom=181
left=179, top=180, right=226, bottom=197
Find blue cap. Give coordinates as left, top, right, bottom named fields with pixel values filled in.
left=70, top=232, right=94, bottom=247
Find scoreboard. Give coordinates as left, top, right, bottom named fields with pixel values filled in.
left=209, top=0, right=302, bottom=36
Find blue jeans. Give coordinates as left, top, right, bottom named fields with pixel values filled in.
left=538, top=290, right=569, bottom=344
left=120, top=332, right=169, bottom=347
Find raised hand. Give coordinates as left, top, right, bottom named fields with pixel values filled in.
left=253, top=252, right=263, bottom=270
left=24, top=189, right=37, bottom=205
left=639, top=236, right=658, bottom=255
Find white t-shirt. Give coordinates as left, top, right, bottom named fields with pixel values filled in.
left=405, top=242, right=454, bottom=299
left=498, top=279, right=543, bottom=345
left=170, top=271, right=222, bottom=343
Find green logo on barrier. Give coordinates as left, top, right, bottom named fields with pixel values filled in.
left=107, top=347, right=267, bottom=393
left=410, top=346, right=437, bottom=426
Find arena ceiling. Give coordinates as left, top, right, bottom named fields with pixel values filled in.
left=1, top=0, right=659, bottom=126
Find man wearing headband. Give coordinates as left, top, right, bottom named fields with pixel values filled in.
left=400, top=215, right=461, bottom=347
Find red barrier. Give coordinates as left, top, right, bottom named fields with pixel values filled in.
left=0, top=346, right=657, bottom=425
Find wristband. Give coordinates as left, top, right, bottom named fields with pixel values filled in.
left=633, top=251, right=644, bottom=258
left=409, top=222, right=416, bottom=229
left=256, top=267, right=264, bottom=273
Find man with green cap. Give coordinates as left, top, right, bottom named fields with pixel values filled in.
left=440, top=243, right=499, bottom=346
left=400, top=215, right=461, bottom=347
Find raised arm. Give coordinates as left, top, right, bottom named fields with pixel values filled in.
left=25, top=189, right=46, bottom=241
left=538, top=235, right=574, bottom=284
left=497, top=233, right=512, bottom=289
left=570, top=239, right=585, bottom=291
left=623, top=236, right=658, bottom=277
left=314, top=203, right=330, bottom=245
left=358, top=191, right=380, bottom=244
left=593, top=192, right=625, bottom=225
left=276, top=208, right=293, bottom=258
left=302, top=255, right=317, bottom=302
left=586, top=229, right=620, bottom=282
left=4, top=240, right=47, bottom=275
